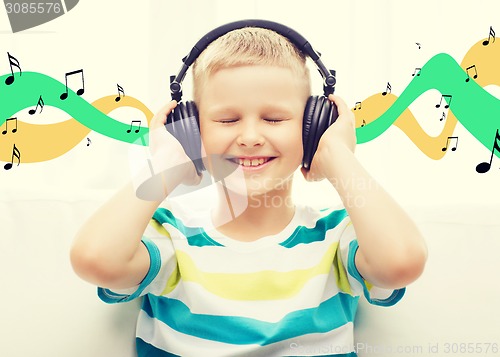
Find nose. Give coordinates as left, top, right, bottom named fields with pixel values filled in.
left=236, top=119, right=265, bottom=147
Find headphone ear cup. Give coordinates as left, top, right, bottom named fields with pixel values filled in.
left=178, top=102, right=196, bottom=161
left=302, top=96, right=318, bottom=169
left=165, top=102, right=204, bottom=176
left=302, top=96, right=339, bottom=170
left=185, top=101, right=205, bottom=174
left=167, top=102, right=190, bottom=154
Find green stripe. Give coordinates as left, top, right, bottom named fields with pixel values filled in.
left=136, top=337, right=357, bottom=357
left=280, top=209, right=348, bottom=248
left=136, top=337, right=180, bottom=356
left=141, top=293, right=358, bottom=346
left=153, top=208, right=223, bottom=247
left=284, top=347, right=358, bottom=357
left=153, top=207, right=348, bottom=248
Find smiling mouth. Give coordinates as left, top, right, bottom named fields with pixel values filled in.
left=228, top=157, right=275, bottom=167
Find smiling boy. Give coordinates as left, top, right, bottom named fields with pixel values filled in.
left=71, top=25, right=427, bottom=356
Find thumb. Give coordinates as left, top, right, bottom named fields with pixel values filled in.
left=151, top=100, right=177, bottom=129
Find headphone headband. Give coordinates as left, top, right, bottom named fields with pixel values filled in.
left=169, top=19, right=336, bottom=101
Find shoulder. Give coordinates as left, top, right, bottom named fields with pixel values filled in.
left=279, top=205, right=350, bottom=248
left=297, top=204, right=350, bottom=230
left=153, top=200, right=211, bottom=228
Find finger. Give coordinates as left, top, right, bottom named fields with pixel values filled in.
left=328, top=94, right=350, bottom=117
left=300, top=167, right=308, bottom=179
left=151, top=100, right=177, bottom=128
left=328, top=94, right=355, bottom=126
left=158, top=100, right=178, bottom=117
left=300, top=166, right=317, bottom=182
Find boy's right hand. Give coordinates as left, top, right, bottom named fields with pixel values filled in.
left=133, top=100, right=202, bottom=201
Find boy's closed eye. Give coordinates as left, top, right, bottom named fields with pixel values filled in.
left=214, top=117, right=289, bottom=124
left=263, top=117, right=289, bottom=123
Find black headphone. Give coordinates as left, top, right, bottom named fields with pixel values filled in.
left=165, top=19, right=338, bottom=176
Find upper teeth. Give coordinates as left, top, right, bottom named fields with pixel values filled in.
left=238, top=158, right=267, bottom=167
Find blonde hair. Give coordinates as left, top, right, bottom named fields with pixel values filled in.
left=192, top=27, right=311, bottom=103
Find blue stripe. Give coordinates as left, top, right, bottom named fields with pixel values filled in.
left=98, top=238, right=162, bottom=303
left=347, top=239, right=406, bottom=306
left=283, top=352, right=358, bottom=357
left=141, top=293, right=358, bottom=346
left=280, top=209, right=348, bottom=248
left=136, top=337, right=357, bottom=357
left=136, top=337, right=180, bottom=357
left=153, top=208, right=223, bottom=247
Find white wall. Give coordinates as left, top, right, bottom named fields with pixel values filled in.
left=1, top=0, right=499, bottom=356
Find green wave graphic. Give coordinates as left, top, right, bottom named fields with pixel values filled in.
left=2, top=55, right=499, bottom=161
left=356, top=53, right=500, bottom=157
left=0, top=71, right=149, bottom=144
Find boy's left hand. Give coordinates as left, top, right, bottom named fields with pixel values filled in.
left=301, top=94, right=356, bottom=181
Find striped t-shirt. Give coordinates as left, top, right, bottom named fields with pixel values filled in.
left=98, top=204, right=405, bottom=356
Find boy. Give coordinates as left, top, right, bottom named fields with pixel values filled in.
left=71, top=26, right=427, bottom=356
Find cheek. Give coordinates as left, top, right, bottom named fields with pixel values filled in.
left=200, top=121, right=223, bottom=155
left=199, top=125, right=234, bottom=176
left=270, top=133, right=303, bottom=171
left=201, top=130, right=231, bottom=155
left=281, top=124, right=304, bottom=161
left=287, top=136, right=304, bottom=164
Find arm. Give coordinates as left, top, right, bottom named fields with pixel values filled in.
left=302, top=95, right=427, bottom=289
left=70, top=100, right=200, bottom=290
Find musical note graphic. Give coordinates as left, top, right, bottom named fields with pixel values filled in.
left=2, top=117, right=18, bottom=135
left=4, top=144, right=21, bottom=170
left=435, top=94, right=452, bottom=109
left=412, top=68, right=421, bottom=77
left=60, top=69, right=85, bottom=100
left=465, top=65, right=478, bottom=82
left=1, top=31, right=499, bottom=167
left=5, top=52, right=22, bottom=85
left=126, top=120, right=141, bottom=133
left=361, top=119, right=366, bottom=127
left=115, top=84, right=125, bottom=102
left=86, top=138, right=91, bottom=146
left=28, top=95, right=45, bottom=115
left=482, top=26, right=496, bottom=46
left=476, top=129, right=500, bottom=174
left=416, top=42, right=421, bottom=49
left=354, top=101, right=362, bottom=110
left=440, top=112, right=446, bottom=122
left=382, top=82, right=392, bottom=96
left=442, top=136, right=458, bottom=152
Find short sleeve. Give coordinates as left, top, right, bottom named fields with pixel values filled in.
left=98, top=216, right=177, bottom=304
left=338, top=219, right=405, bottom=307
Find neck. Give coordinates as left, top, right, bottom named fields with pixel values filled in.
left=212, top=182, right=296, bottom=242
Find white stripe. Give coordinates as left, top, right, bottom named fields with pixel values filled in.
left=172, top=239, right=337, bottom=273
left=166, top=221, right=349, bottom=274
left=137, top=310, right=356, bottom=357
left=165, top=268, right=344, bottom=322
left=61, top=0, right=68, bottom=13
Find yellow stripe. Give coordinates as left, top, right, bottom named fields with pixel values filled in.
left=150, top=219, right=170, bottom=237
left=334, top=221, right=353, bottom=294
left=149, top=219, right=180, bottom=295
left=333, top=246, right=353, bottom=295
left=161, top=264, right=181, bottom=295
left=175, top=242, right=341, bottom=300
